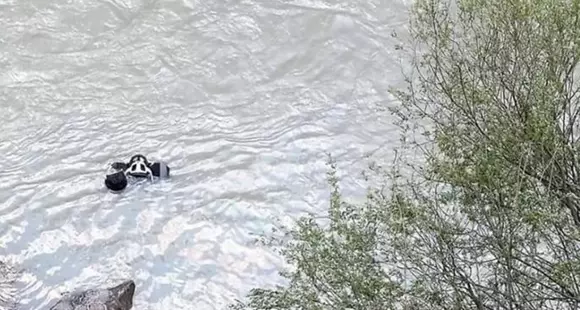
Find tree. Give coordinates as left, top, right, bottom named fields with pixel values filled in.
left=230, top=156, right=405, bottom=310
left=231, top=0, right=580, bottom=309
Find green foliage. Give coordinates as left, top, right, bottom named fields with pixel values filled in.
left=233, top=0, right=580, bottom=309
left=230, top=156, right=403, bottom=310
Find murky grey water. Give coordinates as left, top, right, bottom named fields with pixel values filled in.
left=0, top=0, right=410, bottom=308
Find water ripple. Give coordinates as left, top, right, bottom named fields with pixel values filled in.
left=0, top=0, right=410, bottom=309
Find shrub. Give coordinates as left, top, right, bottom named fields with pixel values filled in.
left=232, top=0, right=580, bottom=309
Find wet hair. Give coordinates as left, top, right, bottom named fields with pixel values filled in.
left=105, top=171, right=128, bottom=191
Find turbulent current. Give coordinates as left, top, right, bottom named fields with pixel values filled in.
left=0, top=0, right=410, bottom=308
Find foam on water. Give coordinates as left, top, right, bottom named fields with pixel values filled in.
left=0, top=0, right=410, bottom=308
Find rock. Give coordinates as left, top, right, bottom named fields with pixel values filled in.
left=0, top=261, right=19, bottom=310
left=49, top=280, right=135, bottom=310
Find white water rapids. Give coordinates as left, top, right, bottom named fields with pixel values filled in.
left=0, top=0, right=410, bottom=308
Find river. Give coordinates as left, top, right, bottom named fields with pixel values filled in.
left=0, top=0, right=410, bottom=308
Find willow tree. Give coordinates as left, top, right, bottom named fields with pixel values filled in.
left=232, top=0, right=580, bottom=309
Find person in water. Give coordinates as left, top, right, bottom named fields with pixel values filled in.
left=105, top=154, right=171, bottom=191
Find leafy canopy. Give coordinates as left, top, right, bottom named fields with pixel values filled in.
left=232, top=0, right=580, bottom=309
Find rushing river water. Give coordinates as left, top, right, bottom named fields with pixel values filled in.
left=0, top=0, right=410, bottom=308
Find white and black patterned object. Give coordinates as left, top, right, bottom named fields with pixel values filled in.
left=125, top=155, right=153, bottom=180
left=49, top=280, right=135, bottom=310
left=104, top=154, right=171, bottom=192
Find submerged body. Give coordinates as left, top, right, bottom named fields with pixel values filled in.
left=105, top=154, right=171, bottom=192
left=49, top=280, right=135, bottom=310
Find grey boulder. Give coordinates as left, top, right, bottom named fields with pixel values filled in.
left=0, top=261, right=19, bottom=310
left=49, top=280, right=135, bottom=310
